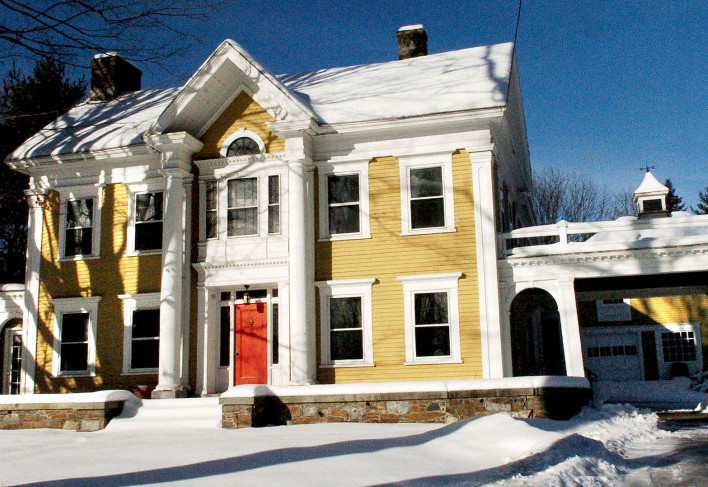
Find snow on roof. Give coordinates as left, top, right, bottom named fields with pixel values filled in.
left=279, top=42, right=513, bottom=124
left=8, top=42, right=513, bottom=161
left=633, top=170, right=668, bottom=197
left=8, top=88, right=180, bottom=161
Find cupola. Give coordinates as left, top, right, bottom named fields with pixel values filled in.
left=633, top=170, right=669, bottom=218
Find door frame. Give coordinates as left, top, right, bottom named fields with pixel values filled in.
left=2, top=321, right=22, bottom=395
left=218, top=287, right=279, bottom=390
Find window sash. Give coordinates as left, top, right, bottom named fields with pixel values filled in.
left=59, top=312, right=89, bottom=372
left=131, top=309, right=160, bottom=370
left=329, top=296, right=363, bottom=361
left=268, top=175, right=280, bottom=234
left=413, top=292, right=451, bottom=358
left=205, top=181, right=218, bottom=239
left=328, top=174, right=360, bottom=235
left=65, top=199, right=94, bottom=256
left=135, top=192, right=164, bottom=251
left=409, top=166, right=445, bottom=229
left=228, top=178, right=258, bottom=236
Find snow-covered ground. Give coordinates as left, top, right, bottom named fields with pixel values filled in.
left=1, top=394, right=707, bottom=486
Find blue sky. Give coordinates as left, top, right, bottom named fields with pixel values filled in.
left=19, top=1, right=708, bottom=207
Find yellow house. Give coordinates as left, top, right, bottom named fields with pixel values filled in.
left=2, top=26, right=534, bottom=397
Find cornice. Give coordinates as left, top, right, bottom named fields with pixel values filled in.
left=194, top=152, right=287, bottom=173
left=6, top=144, right=155, bottom=173
left=193, top=259, right=289, bottom=272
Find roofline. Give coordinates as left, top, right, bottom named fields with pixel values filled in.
left=6, top=143, right=155, bottom=173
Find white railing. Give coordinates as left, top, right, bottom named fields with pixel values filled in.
left=500, top=213, right=708, bottom=257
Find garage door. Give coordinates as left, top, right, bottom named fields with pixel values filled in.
left=582, top=330, right=642, bottom=381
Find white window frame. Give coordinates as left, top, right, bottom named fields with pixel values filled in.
left=118, top=293, right=161, bottom=374
left=227, top=176, right=259, bottom=237
left=58, top=186, right=102, bottom=260
left=50, top=296, right=101, bottom=377
left=203, top=179, right=219, bottom=240
left=127, top=179, right=165, bottom=255
left=399, top=154, right=455, bottom=235
left=315, top=278, right=375, bottom=367
left=220, top=128, right=266, bottom=158
left=318, top=162, right=370, bottom=241
left=398, top=272, right=461, bottom=365
left=267, top=174, right=281, bottom=235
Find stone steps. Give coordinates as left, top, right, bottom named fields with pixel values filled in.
left=106, top=397, right=222, bottom=431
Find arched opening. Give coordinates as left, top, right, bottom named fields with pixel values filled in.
left=0, top=318, right=23, bottom=394
left=510, top=289, right=566, bottom=376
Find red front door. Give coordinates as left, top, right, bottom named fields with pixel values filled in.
left=234, top=303, right=268, bottom=385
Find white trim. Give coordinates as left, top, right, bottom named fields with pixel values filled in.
left=125, top=179, right=165, bottom=255
left=317, top=162, right=371, bottom=241
left=219, top=129, right=266, bottom=157
left=398, top=154, right=455, bottom=236
left=49, top=296, right=101, bottom=377
left=118, top=293, right=161, bottom=374
left=398, top=273, right=462, bottom=365
left=315, top=278, right=375, bottom=367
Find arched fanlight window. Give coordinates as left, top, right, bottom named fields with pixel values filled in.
left=226, top=137, right=261, bottom=156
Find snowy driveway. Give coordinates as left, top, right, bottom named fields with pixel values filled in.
left=1, top=401, right=707, bottom=486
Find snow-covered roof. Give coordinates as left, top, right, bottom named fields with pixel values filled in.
left=633, top=170, right=668, bottom=198
left=279, top=42, right=513, bottom=124
left=8, top=88, right=180, bottom=161
left=8, top=41, right=513, bottom=162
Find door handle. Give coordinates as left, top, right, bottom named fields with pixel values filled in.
left=234, top=345, right=239, bottom=357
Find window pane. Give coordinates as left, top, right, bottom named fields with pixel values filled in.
left=268, top=205, right=280, bottom=234
left=328, top=175, right=359, bottom=204
left=67, top=199, right=93, bottom=228
left=135, top=221, right=163, bottom=250
left=414, top=293, right=448, bottom=325
left=330, top=297, right=362, bottom=329
left=415, top=326, right=450, bottom=357
left=61, top=313, right=88, bottom=342
left=228, top=178, right=257, bottom=207
left=206, top=210, right=218, bottom=239
left=331, top=329, right=363, bottom=361
left=227, top=137, right=260, bottom=156
left=268, top=176, right=279, bottom=205
left=131, top=340, right=159, bottom=369
left=61, top=343, right=88, bottom=371
left=219, top=306, right=230, bottom=367
left=272, top=303, right=279, bottom=364
left=410, top=167, right=443, bottom=198
left=132, top=309, right=160, bottom=339
left=65, top=228, right=93, bottom=256
left=206, top=181, right=217, bottom=210
left=329, top=205, right=360, bottom=234
left=228, top=208, right=258, bottom=236
left=411, top=198, right=445, bottom=229
left=136, top=193, right=163, bottom=223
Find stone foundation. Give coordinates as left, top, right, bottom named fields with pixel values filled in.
left=220, top=379, right=591, bottom=429
left=0, top=401, right=125, bottom=431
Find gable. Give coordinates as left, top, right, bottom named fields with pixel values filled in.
left=196, top=92, right=284, bottom=159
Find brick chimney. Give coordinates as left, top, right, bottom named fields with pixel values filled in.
left=397, top=25, right=428, bottom=60
left=90, top=52, right=142, bottom=101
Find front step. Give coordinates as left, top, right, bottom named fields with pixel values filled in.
left=106, top=397, right=222, bottom=431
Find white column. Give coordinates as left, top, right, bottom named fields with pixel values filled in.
left=557, top=279, right=585, bottom=377
left=20, top=186, right=47, bottom=394
left=153, top=167, right=192, bottom=398
left=469, top=149, right=504, bottom=378
left=288, top=158, right=315, bottom=384
left=195, top=280, right=215, bottom=396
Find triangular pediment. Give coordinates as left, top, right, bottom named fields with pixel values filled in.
left=150, top=40, right=317, bottom=138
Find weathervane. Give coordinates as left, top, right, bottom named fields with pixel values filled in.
left=640, top=165, right=655, bottom=173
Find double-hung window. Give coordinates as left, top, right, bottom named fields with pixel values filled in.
left=119, top=293, right=160, bottom=373
left=228, top=177, right=258, bottom=236
left=134, top=192, right=163, bottom=251
left=65, top=199, right=94, bottom=257
left=316, top=279, right=374, bottom=366
left=318, top=164, right=370, bottom=240
left=50, top=297, right=100, bottom=377
left=399, top=273, right=461, bottom=364
left=399, top=156, right=455, bottom=235
left=328, top=174, right=360, bottom=235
